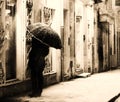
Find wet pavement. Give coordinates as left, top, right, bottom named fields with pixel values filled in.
left=1, top=68, right=120, bottom=102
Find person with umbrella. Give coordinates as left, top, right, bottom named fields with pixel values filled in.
left=27, top=23, right=62, bottom=97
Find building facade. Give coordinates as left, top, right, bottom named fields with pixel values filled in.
left=0, top=0, right=64, bottom=97
left=96, top=0, right=118, bottom=72
left=0, top=0, right=120, bottom=97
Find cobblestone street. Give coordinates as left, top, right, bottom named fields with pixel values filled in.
left=1, top=68, right=120, bottom=102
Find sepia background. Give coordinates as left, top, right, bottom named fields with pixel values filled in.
left=0, top=0, right=120, bottom=102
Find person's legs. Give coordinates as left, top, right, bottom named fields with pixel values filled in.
left=29, top=67, right=38, bottom=97
left=29, top=66, right=44, bottom=97
left=37, top=72, right=44, bottom=95
left=35, top=67, right=44, bottom=96
left=28, top=53, right=46, bottom=97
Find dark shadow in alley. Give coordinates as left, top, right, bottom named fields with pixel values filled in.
left=0, top=97, right=23, bottom=102
left=0, top=92, right=30, bottom=102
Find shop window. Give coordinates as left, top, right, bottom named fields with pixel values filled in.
left=42, top=7, right=55, bottom=74
left=5, top=0, right=16, bottom=80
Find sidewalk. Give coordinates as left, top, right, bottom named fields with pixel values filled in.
left=1, top=68, right=120, bottom=102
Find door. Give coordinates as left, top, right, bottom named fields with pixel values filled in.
left=98, top=22, right=109, bottom=72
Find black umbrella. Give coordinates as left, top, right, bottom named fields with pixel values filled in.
left=27, top=23, right=62, bottom=49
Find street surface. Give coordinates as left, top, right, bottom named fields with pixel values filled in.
left=1, top=68, right=120, bottom=102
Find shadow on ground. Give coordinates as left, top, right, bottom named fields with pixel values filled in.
left=108, top=93, right=120, bottom=102
left=0, top=97, right=23, bottom=102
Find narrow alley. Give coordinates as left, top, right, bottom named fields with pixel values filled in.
left=1, top=68, right=120, bottom=102
left=0, top=0, right=120, bottom=101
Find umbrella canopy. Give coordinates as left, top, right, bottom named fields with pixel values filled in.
left=27, top=23, right=62, bottom=49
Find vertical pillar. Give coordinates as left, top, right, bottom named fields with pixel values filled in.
left=16, top=0, right=27, bottom=80
left=69, top=0, right=75, bottom=77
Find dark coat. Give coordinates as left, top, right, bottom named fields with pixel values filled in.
left=28, top=38, right=49, bottom=70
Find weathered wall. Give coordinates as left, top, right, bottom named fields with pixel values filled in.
left=75, top=0, right=84, bottom=74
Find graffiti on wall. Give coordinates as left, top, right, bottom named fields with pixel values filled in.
left=43, top=7, right=55, bottom=25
